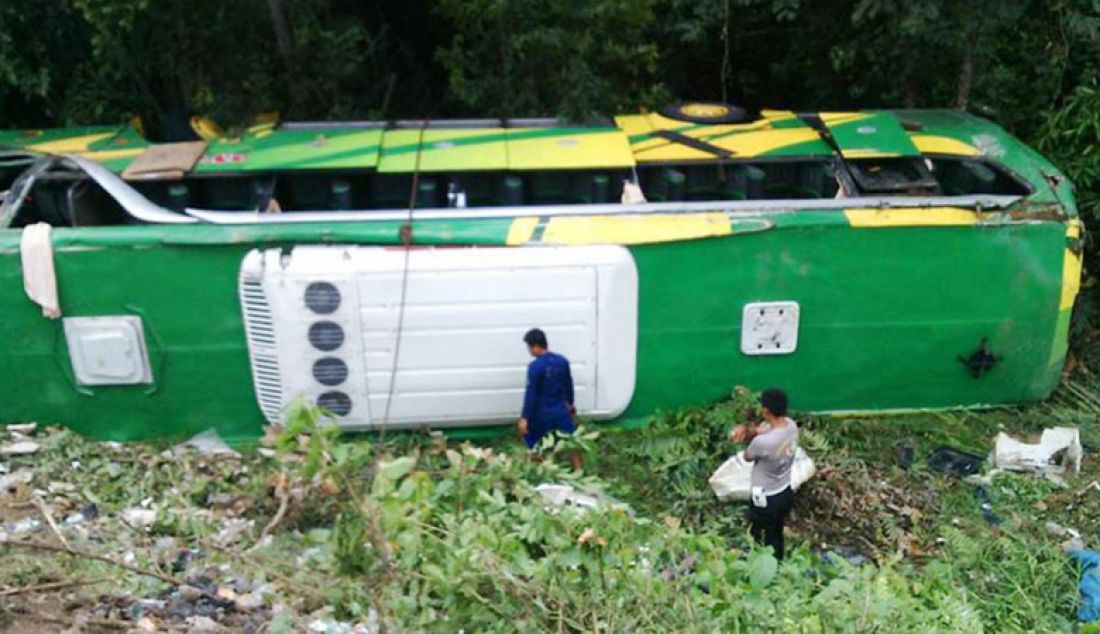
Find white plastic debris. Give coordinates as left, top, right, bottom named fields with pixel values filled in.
left=536, top=484, right=600, bottom=510
left=122, top=508, right=158, bottom=528
left=5, top=423, right=37, bottom=434
left=991, top=427, right=1082, bottom=475
left=5, top=517, right=43, bottom=535
left=0, top=440, right=40, bottom=456
left=708, top=448, right=817, bottom=501
left=534, top=483, right=630, bottom=514
left=177, top=428, right=239, bottom=456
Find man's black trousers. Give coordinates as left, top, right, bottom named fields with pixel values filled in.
left=748, top=486, right=794, bottom=560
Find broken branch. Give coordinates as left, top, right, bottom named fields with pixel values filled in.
left=0, top=539, right=220, bottom=599
left=0, top=577, right=108, bottom=597
left=249, top=477, right=290, bottom=552
left=32, top=494, right=71, bottom=551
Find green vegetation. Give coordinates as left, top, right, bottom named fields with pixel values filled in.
left=3, top=389, right=1096, bottom=630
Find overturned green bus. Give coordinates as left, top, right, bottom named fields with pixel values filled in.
left=0, top=104, right=1083, bottom=442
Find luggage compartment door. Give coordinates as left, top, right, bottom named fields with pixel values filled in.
left=239, top=245, right=638, bottom=429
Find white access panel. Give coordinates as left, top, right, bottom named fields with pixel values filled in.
left=741, top=301, right=800, bottom=355
left=239, top=245, right=638, bottom=429
left=63, top=316, right=153, bottom=385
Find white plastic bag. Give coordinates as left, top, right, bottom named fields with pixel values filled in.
left=991, top=427, right=1082, bottom=475
left=708, top=448, right=816, bottom=501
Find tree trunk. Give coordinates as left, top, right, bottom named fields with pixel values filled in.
left=266, top=0, right=299, bottom=111
left=956, top=37, right=975, bottom=110
left=267, top=0, right=295, bottom=68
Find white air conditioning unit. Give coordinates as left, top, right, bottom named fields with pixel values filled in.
left=238, top=245, right=638, bottom=429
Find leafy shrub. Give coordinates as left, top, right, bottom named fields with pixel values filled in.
left=271, top=401, right=1000, bottom=632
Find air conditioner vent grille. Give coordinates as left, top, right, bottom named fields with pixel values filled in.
left=239, top=276, right=284, bottom=423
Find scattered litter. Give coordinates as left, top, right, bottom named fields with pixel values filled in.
left=536, top=484, right=599, bottom=510
left=1070, top=549, right=1100, bottom=622
left=307, top=610, right=380, bottom=634
left=47, top=481, right=76, bottom=493
left=971, top=485, right=1001, bottom=526
left=535, top=483, right=630, bottom=513
left=0, top=468, right=34, bottom=492
left=214, top=517, right=254, bottom=546
left=177, top=428, right=240, bottom=457
left=708, top=448, right=816, bottom=501
left=896, top=445, right=915, bottom=470
left=0, top=440, right=40, bottom=456
left=992, top=426, right=1082, bottom=476
left=1046, top=521, right=1084, bottom=552
left=122, top=508, right=158, bottom=528
left=4, top=423, right=37, bottom=435
left=186, top=615, right=224, bottom=632
left=927, top=446, right=983, bottom=477
left=237, top=590, right=266, bottom=610
left=4, top=517, right=43, bottom=536
left=173, top=548, right=205, bottom=572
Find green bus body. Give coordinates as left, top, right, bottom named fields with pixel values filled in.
left=0, top=108, right=1082, bottom=441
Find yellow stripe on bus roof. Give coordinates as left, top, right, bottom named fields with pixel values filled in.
left=909, top=134, right=982, bottom=157
left=29, top=132, right=117, bottom=154
left=378, top=128, right=508, bottom=173
left=505, top=127, right=634, bottom=170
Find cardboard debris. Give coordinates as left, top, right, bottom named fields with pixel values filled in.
left=121, top=141, right=208, bottom=181
left=0, top=440, right=40, bottom=456
left=991, top=427, right=1082, bottom=475
left=0, top=469, right=34, bottom=492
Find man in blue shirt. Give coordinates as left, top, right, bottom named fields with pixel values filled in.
left=516, top=328, right=581, bottom=469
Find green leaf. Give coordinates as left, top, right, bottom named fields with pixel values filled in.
left=371, top=456, right=417, bottom=497
left=747, top=551, right=777, bottom=589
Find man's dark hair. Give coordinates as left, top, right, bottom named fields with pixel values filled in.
left=760, top=388, right=788, bottom=416
left=523, top=328, right=548, bottom=348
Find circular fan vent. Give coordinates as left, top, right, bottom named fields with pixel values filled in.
left=317, top=391, right=352, bottom=416
left=312, top=357, right=349, bottom=386
left=304, top=282, right=341, bottom=314
left=308, top=321, right=344, bottom=351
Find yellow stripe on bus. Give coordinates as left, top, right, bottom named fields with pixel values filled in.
left=1062, top=219, right=1084, bottom=310
left=844, top=207, right=981, bottom=228
left=819, top=112, right=870, bottom=126
left=506, top=217, right=540, bottom=245
left=80, top=148, right=146, bottom=162
left=909, top=134, right=982, bottom=157
left=29, top=132, right=115, bottom=154
left=1062, top=248, right=1083, bottom=311
left=539, top=213, right=731, bottom=245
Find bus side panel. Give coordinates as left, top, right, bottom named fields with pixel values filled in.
left=0, top=216, right=1069, bottom=441
left=624, top=220, right=1066, bottom=416
left=0, top=240, right=265, bottom=442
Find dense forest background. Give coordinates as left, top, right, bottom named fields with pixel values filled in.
left=1, top=0, right=1098, bottom=219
